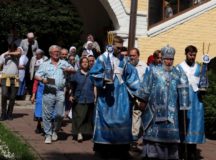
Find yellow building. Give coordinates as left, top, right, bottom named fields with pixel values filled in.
left=119, top=0, right=216, bottom=64
left=72, top=0, right=215, bottom=64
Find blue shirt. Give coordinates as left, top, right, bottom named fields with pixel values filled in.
left=70, top=70, right=94, bottom=104
left=35, top=59, right=73, bottom=90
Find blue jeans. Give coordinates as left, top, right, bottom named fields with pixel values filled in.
left=42, top=91, right=65, bottom=136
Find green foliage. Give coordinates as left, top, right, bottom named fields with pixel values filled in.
left=0, top=123, right=37, bottom=160
left=0, top=0, right=83, bottom=52
left=203, top=59, right=216, bottom=139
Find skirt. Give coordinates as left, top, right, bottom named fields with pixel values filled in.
left=72, top=103, right=94, bottom=135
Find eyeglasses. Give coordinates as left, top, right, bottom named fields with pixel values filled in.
left=188, top=53, right=196, bottom=57
left=164, top=58, right=174, bottom=61
left=52, top=50, right=60, bottom=53
left=117, top=47, right=123, bottom=50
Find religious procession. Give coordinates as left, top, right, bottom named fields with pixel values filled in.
left=0, top=0, right=216, bottom=160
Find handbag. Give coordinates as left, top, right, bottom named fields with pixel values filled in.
left=43, top=85, right=57, bottom=95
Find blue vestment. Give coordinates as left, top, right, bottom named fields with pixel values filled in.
left=137, top=65, right=190, bottom=143
left=178, top=61, right=205, bottom=144
left=90, top=54, right=140, bottom=144
left=34, top=82, right=44, bottom=118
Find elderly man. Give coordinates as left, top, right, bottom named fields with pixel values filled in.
left=20, top=32, right=39, bottom=95
left=20, top=32, right=39, bottom=57
left=90, top=36, right=140, bottom=158
left=60, top=48, right=69, bottom=60
left=35, top=45, right=74, bottom=144
left=137, top=45, right=190, bottom=159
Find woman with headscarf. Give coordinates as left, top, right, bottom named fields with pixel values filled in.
left=31, top=49, right=48, bottom=133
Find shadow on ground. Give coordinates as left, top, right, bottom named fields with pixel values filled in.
left=197, top=149, right=204, bottom=160
left=42, top=152, right=142, bottom=160
left=12, top=113, right=28, bottom=119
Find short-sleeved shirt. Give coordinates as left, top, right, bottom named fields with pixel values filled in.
left=35, top=59, right=73, bottom=90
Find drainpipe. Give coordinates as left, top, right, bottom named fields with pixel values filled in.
left=128, top=0, right=138, bottom=50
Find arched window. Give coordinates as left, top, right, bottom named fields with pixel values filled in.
left=148, top=0, right=210, bottom=28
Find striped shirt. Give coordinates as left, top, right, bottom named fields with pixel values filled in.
left=35, top=59, right=73, bottom=90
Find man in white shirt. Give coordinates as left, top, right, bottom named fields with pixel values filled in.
left=129, top=48, right=147, bottom=150
left=20, top=32, right=39, bottom=95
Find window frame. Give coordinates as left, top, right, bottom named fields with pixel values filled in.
left=148, top=0, right=210, bottom=30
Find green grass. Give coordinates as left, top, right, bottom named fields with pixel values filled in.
left=0, top=123, right=38, bottom=160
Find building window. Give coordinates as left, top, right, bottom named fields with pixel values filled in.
left=148, top=0, right=209, bottom=28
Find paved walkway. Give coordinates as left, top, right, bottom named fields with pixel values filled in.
left=1, top=99, right=216, bottom=160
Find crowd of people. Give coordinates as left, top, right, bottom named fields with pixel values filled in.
left=0, top=31, right=211, bottom=160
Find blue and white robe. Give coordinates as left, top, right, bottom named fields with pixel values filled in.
left=89, top=53, right=140, bottom=144
left=136, top=65, right=190, bottom=143
left=178, top=61, right=205, bottom=144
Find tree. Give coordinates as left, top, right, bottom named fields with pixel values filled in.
left=203, top=57, right=216, bottom=139
left=0, top=0, right=83, bottom=53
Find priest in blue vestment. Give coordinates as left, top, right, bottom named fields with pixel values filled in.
left=89, top=36, right=140, bottom=158
left=136, top=45, right=190, bottom=159
left=178, top=45, right=205, bottom=160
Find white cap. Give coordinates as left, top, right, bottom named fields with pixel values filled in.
left=87, top=41, right=93, bottom=46
left=36, top=49, right=44, bottom=54
left=69, top=46, right=76, bottom=52
left=27, top=32, right=34, bottom=38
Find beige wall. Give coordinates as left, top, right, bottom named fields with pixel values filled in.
left=138, top=7, right=216, bottom=64
left=123, top=0, right=148, bottom=13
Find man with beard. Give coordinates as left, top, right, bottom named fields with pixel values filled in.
left=90, top=36, right=140, bottom=159
left=129, top=48, right=147, bottom=151
left=178, top=45, right=206, bottom=160
left=136, top=45, right=190, bottom=159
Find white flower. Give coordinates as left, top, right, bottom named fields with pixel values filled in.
left=0, top=139, right=15, bottom=159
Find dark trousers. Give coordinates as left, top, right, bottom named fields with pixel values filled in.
left=1, top=79, right=18, bottom=117
left=179, top=143, right=197, bottom=160
left=25, top=66, right=33, bottom=95
left=94, top=143, right=130, bottom=159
